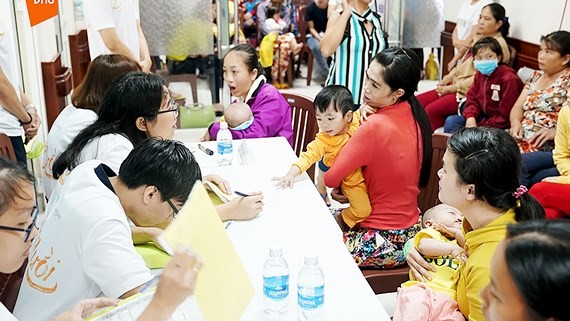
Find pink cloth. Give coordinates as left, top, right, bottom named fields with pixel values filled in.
left=393, top=283, right=465, bottom=321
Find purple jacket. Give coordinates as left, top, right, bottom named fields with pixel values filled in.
left=210, top=83, right=294, bottom=147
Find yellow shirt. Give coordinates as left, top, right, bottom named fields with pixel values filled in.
left=456, top=209, right=516, bottom=321
left=293, top=111, right=360, bottom=172
left=554, top=105, right=570, bottom=184
left=402, top=228, right=461, bottom=299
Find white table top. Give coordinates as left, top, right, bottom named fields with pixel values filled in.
left=182, top=137, right=390, bottom=321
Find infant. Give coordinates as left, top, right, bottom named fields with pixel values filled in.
left=224, top=102, right=254, bottom=130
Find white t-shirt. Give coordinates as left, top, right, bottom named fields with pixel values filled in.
left=84, top=0, right=141, bottom=61
left=0, top=19, right=24, bottom=137
left=13, top=161, right=152, bottom=321
left=42, top=104, right=97, bottom=199
left=456, top=0, right=493, bottom=41
left=0, top=304, right=17, bottom=321
left=49, top=133, right=134, bottom=197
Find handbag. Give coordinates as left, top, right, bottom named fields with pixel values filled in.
left=178, top=103, right=216, bottom=129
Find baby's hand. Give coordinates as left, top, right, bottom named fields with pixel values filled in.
left=450, top=246, right=467, bottom=263
left=359, top=103, right=376, bottom=122
left=272, top=175, right=295, bottom=189
left=432, top=223, right=458, bottom=240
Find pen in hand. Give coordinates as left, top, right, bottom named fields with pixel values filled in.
left=198, top=143, right=214, bottom=156
left=234, top=191, right=250, bottom=197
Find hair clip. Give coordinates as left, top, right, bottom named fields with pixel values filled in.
left=512, top=185, right=528, bottom=199
left=464, top=149, right=489, bottom=160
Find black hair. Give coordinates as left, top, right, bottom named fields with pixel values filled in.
left=504, top=220, right=570, bottom=321
left=541, top=30, right=570, bottom=68
left=483, top=3, right=510, bottom=38
left=266, top=6, right=278, bottom=18
left=53, top=72, right=166, bottom=179
left=224, top=44, right=264, bottom=77
left=119, top=138, right=202, bottom=204
left=372, top=47, right=432, bottom=188
left=447, top=127, right=545, bottom=221
left=314, top=85, right=354, bottom=115
left=0, top=158, right=34, bottom=215
left=471, top=36, right=504, bottom=62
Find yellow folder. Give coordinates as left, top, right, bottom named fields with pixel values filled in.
left=158, top=181, right=254, bottom=321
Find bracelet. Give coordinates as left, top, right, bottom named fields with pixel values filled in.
left=19, top=111, right=33, bottom=125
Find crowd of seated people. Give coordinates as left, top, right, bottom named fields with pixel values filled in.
left=1, top=1, right=570, bottom=321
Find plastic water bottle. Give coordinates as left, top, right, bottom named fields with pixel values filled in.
left=217, top=122, right=233, bottom=163
left=297, top=255, right=325, bottom=321
left=263, top=247, right=289, bottom=316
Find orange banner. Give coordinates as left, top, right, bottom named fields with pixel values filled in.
left=26, top=0, right=59, bottom=27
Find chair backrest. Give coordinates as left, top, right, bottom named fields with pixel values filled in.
left=0, top=133, right=16, bottom=161
left=417, top=133, right=450, bottom=214
left=282, top=93, right=318, bottom=180
left=508, top=45, right=517, bottom=67
left=297, top=6, right=308, bottom=43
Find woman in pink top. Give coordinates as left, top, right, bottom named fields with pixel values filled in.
left=325, top=48, right=433, bottom=268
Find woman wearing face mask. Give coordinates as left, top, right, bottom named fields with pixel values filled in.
left=443, top=37, right=523, bottom=133
left=480, top=219, right=570, bottom=321
left=417, top=3, right=511, bottom=131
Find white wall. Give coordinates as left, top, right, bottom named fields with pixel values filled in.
left=443, top=0, right=569, bottom=44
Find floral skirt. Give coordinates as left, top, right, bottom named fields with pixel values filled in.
left=270, top=37, right=292, bottom=87
left=344, top=223, right=421, bottom=269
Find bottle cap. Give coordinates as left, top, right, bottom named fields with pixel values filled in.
left=269, top=246, right=283, bottom=257
left=304, top=254, right=318, bottom=265
left=220, top=122, right=228, bottom=129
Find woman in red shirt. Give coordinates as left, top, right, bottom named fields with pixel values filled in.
left=325, top=48, right=433, bottom=268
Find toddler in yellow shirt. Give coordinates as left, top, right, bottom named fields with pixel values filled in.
left=393, top=204, right=466, bottom=321
left=273, top=85, right=370, bottom=229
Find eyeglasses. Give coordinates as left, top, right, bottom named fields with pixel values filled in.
left=0, top=206, right=39, bottom=242
left=166, top=199, right=180, bottom=219
left=156, top=98, right=179, bottom=117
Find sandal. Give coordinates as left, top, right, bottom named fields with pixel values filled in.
left=320, top=193, right=331, bottom=207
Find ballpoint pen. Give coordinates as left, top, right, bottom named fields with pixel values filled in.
left=234, top=191, right=250, bottom=197
left=198, top=143, right=214, bottom=155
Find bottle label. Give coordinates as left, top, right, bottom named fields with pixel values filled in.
left=263, top=275, right=289, bottom=301
left=217, top=141, right=233, bottom=155
left=298, top=285, right=324, bottom=310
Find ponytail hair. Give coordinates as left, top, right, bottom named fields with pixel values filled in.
left=224, top=44, right=264, bottom=78
left=53, top=72, right=166, bottom=179
left=372, top=48, right=432, bottom=187
left=447, top=127, right=544, bottom=221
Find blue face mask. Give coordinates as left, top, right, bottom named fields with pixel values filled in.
left=230, top=117, right=254, bottom=130
left=474, top=59, right=499, bottom=75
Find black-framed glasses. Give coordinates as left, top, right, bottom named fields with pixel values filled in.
left=166, top=199, right=180, bottom=219
left=0, top=206, right=39, bottom=242
left=156, top=98, right=179, bottom=117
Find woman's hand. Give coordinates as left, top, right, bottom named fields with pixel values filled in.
left=227, top=192, right=264, bottom=220
left=359, top=103, right=375, bottom=122
left=52, top=298, right=119, bottom=321
left=272, top=175, right=295, bottom=189
left=465, top=117, right=477, bottom=128
left=528, top=127, right=556, bottom=148
left=406, top=245, right=435, bottom=282
left=508, top=122, right=524, bottom=141
left=203, top=174, right=232, bottom=194
left=23, top=107, right=41, bottom=140
left=436, top=85, right=454, bottom=97
left=330, top=187, right=349, bottom=204
left=201, top=130, right=212, bottom=142
left=151, top=246, right=202, bottom=313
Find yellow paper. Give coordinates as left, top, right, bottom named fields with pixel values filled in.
left=160, top=181, right=254, bottom=321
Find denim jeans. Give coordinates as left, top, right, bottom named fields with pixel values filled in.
left=521, top=151, right=560, bottom=187
left=443, top=115, right=466, bottom=133
left=306, top=37, right=329, bottom=78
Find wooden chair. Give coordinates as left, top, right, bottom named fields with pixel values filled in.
left=296, top=6, right=314, bottom=86
left=0, top=133, right=16, bottom=161
left=417, top=133, right=450, bottom=214
left=282, top=93, right=318, bottom=181
left=508, top=45, right=517, bottom=68
left=361, top=133, right=450, bottom=295
left=0, top=260, right=26, bottom=313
